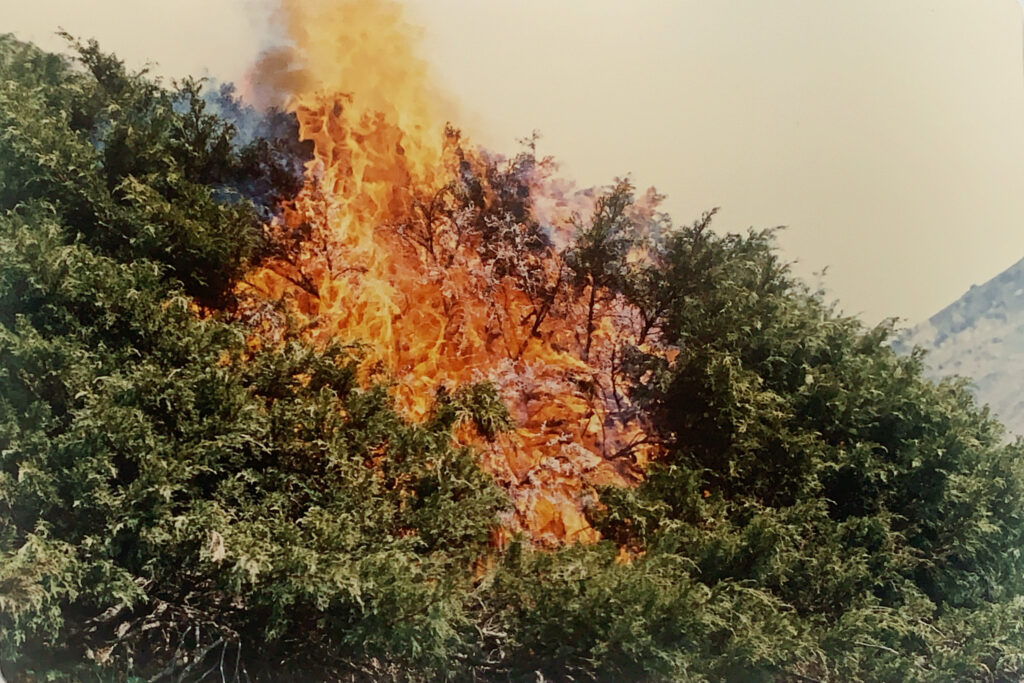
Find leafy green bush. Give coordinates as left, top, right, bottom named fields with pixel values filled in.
left=591, top=214, right=1024, bottom=680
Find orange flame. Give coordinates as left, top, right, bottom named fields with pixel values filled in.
left=238, top=0, right=663, bottom=544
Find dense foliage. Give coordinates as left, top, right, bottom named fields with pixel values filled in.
left=2, top=36, right=1024, bottom=681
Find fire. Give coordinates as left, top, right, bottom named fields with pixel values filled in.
left=238, top=0, right=663, bottom=544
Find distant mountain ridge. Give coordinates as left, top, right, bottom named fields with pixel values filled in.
left=894, top=256, right=1024, bottom=437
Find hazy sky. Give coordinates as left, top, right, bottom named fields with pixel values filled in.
left=6, top=0, right=1024, bottom=326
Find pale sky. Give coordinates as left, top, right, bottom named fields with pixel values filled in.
left=6, top=0, right=1024, bottom=326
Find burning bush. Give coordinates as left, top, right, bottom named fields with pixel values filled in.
left=3, top=12, right=1024, bottom=683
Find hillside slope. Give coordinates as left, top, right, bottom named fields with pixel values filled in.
left=894, top=257, right=1024, bottom=437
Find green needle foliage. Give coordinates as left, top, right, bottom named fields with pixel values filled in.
left=2, top=35, right=1024, bottom=682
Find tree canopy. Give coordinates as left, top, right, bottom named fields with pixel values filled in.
left=2, top=35, right=1024, bottom=682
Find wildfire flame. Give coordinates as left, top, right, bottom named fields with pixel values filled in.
left=239, top=0, right=665, bottom=544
